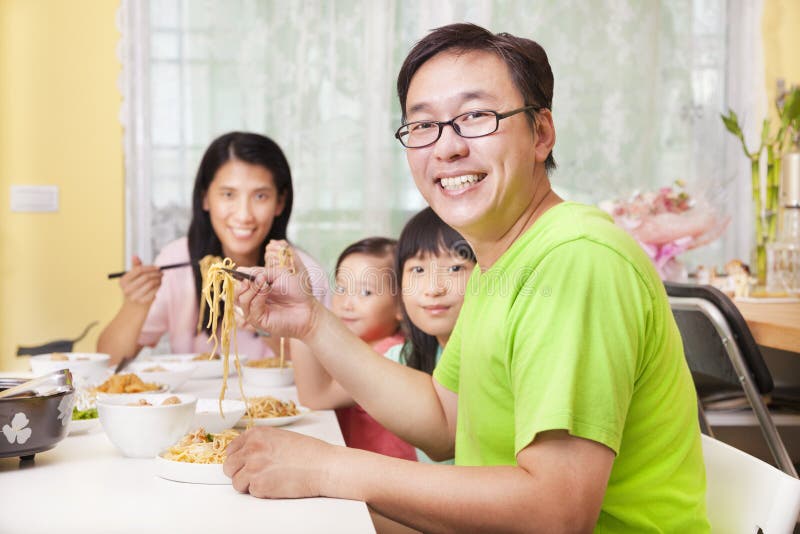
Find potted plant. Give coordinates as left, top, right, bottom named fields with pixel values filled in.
left=721, top=84, right=800, bottom=284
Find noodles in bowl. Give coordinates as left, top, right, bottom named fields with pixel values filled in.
left=92, top=373, right=165, bottom=395
left=241, top=359, right=294, bottom=387
left=244, top=358, right=290, bottom=369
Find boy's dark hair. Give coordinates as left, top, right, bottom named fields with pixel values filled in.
left=335, top=237, right=399, bottom=296
left=396, top=208, right=475, bottom=375
left=188, top=131, right=293, bottom=333
left=397, top=23, right=556, bottom=172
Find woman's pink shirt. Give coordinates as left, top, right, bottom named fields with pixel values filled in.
left=137, top=237, right=330, bottom=358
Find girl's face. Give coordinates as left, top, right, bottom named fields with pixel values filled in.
left=401, top=249, right=475, bottom=346
left=332, top=253, right=401, bottom=343
left=203, top=159, right=285, bottom=267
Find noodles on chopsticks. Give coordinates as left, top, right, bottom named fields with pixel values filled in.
left=198, top=246, right=297, bottom=424
left=198, top=256, right=247, bottom=416
left=277, top=247, right=295, bottom=371
left=196, top=254, right=221, bottom=333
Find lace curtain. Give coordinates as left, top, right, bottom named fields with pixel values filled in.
left=119, top=0, right=758, bottom=273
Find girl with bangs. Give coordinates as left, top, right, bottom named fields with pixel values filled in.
left=294, top=207, right=475, bottom=463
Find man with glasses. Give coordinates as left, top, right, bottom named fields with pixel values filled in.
left=227, top=23, right=709, bottom=532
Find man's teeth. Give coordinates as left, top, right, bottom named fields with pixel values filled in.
left=440, top=174, right=483, bottom=191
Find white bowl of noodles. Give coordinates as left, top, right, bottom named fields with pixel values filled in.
left=29, top=352, right=110, bottom=383
left=241, top=358, right=294, bottom=387
left=91, top=373, right=168, bottom=397
left=146, top=353, right=225, bottom=379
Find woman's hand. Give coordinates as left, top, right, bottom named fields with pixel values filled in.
left=223, top=426, right=337, bottom=499
left=235, top=240, right=320, bottom=341
left=120, top=255, right=163, bottom=307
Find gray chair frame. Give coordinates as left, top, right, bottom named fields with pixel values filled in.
left=667, top=286, right=797, bottom=478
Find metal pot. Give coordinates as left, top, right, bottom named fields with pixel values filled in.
left=0, top=378, right=75, bottom=460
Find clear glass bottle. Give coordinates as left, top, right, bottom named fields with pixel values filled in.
left=766, top=209, right=800, bottom=294
left=766, top=150, right=800, bottom=295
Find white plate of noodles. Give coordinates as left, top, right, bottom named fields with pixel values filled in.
left=155, top=428, right=239, bottom=485
left=154, top=455, right=230, bottom=485
left=236, top=397, right=310, bottom=428
left=236, top=408, right=310, bottom=428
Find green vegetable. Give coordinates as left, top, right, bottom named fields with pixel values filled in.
left=72, top=407, right=98, bottom=420
left=205, top=433, right=214, bottom=442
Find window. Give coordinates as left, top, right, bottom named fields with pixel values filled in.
left=120, top=0, right=756, bottom=272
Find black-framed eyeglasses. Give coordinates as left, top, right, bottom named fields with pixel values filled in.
left=394, top=105, right=541, bottom=149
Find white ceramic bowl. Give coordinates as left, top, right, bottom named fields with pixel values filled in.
left=126, top=362, right=196, bottom=392
left=97, top=393, right=197, bottom=458
left=29, top=353, right=111, bottom=383
left=192, top=398, right=247, bottom=433
left=241, top=361, right=294, bottom=387
left=146, top=354, right=227, bottom=379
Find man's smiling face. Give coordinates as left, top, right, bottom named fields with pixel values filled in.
left=403, top=50, right=543, bottom=241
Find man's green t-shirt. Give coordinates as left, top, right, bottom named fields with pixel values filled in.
left=433, top=202, right=709, bottom=532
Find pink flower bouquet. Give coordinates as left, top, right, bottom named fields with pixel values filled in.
left=599, top=182, right=730, bottom=281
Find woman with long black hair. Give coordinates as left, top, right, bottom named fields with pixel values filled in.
left=98, top=132, right=329, bottom=364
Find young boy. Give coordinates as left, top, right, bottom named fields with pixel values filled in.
left=227, top=23, right=709, bottom=533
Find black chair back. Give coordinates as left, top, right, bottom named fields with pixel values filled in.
left=15, top=321, right=98, bottom=357
left=664, top=282, right=773, bottom=395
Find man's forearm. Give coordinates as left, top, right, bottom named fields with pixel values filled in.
left=322, top=447, right=588, bottom=534
left=301, top=302, right=453, bottom=456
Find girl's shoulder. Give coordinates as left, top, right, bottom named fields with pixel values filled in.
left=373, top=332, right=405, bottom=355
left=382, top=343, right=405, bottom=364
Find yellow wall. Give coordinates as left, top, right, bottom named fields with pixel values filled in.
left=0, top=0, right=123, bottom=371
left=763, top=0, right=800, bottom=124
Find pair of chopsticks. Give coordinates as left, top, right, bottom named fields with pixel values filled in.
left=219, top=267, right=256, bottom=283
left=107, top=263, right=256, bottom=282
left=107, top=261, right=191, bottom=279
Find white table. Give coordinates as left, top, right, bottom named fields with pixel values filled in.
left=0, top=377, right=375, bottom=534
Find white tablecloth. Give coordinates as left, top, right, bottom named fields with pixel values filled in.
left=0, top=377, right=375, bottom=534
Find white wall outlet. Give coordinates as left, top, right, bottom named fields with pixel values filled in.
left=10, top=185, right=59, bottom=212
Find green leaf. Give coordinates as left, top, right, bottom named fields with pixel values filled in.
left=780, top=88, right=800, bottom=129
left=720, top=109, right=742, bottom=137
